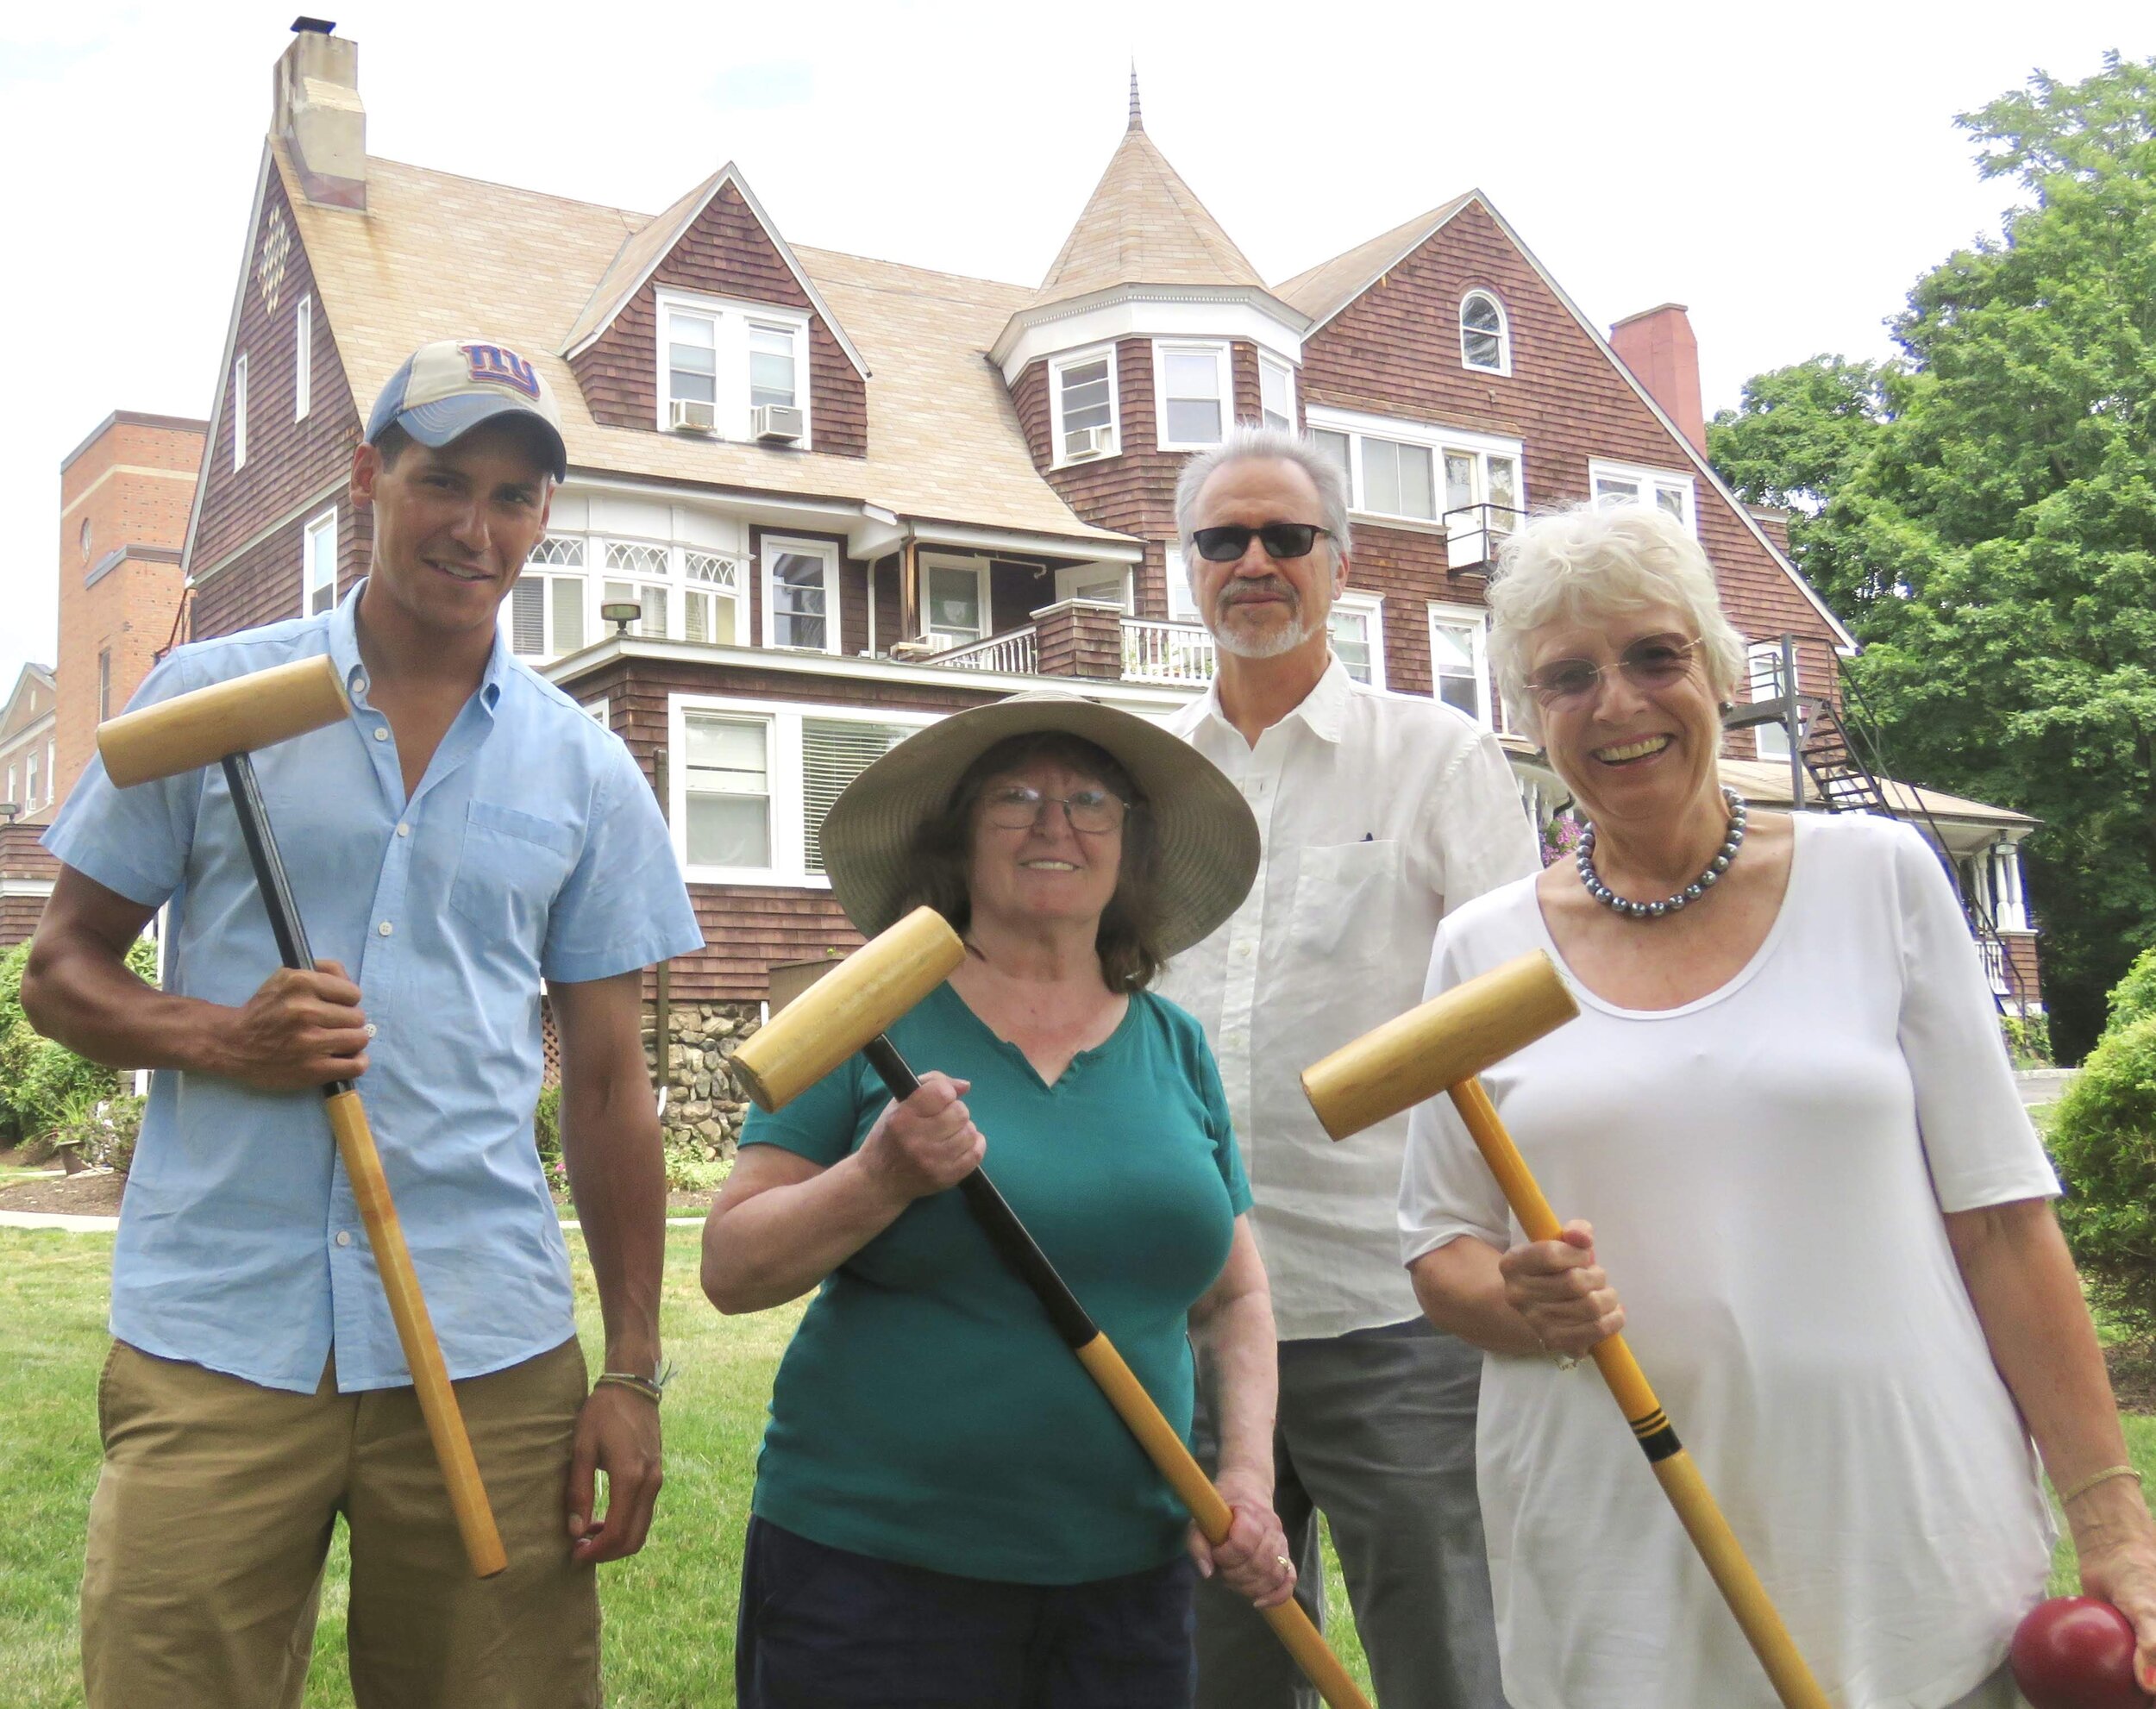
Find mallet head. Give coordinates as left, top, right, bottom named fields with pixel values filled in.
left=730, top=906, right=965, bottom=1112
left=97, top=655, right=351, bottom=788
left=1302, top=950, right=1577, bottom=1141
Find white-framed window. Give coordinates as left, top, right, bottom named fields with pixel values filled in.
left=1163, top=546, right=1202, bottom=623
left=24, top=745, right=39, bottom=810
left=683, top=550, right=745, bottom=646
left=509, top=535, right=590, bottom=658
left=1154, top=341, right=1230, bottom=449
left=1460, top=290, right=1511, bottom=375
left=603, top=541, right=671, bottom=636
left=295, top=296, right=312, bottom=420
left=672, top=695, right=936, bottom=884
left=923, top=556, right=991, bottom=648
left=232, top=353, right=249, bottom=469
left=1259, top=354, right=1296, bottom=432
left=45, top=738, right=54, bottom=804
left=655, top=288, right=812, bottom=445
left=1746, top=641, right=1796, bottom=761
left=1328, top=592, right=1386, bottom=688
left=1590, top=459, right=1695, bottom=530
left=303, top=507, right=338, bottom=617
left=1049, top=346, right=1119, bottom=465
left=1308, top=409, right=1524, bottom=544
left=762, top=536, right=841, bottom=654
left=97, top=649, right=110, bottom=721
left=4, top=764, right=13, bottom=806
left=748, top=322, right=798, bottom=410
left=1428, top=602, right=1493, bottom=727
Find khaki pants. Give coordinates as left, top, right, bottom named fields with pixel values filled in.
left=83, top=1337, right=600, bottom=1709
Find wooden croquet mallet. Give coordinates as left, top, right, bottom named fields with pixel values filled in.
left=1300, top=950, right=1829, bottom=1709
left=98, top=654, right=508, bottom=1580
left=730, top=906, right=1373, bottom=1709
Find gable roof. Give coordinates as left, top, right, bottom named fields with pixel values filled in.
left=267, top=143, right=1125, bottom=548
left=1030, top=115, right=1269, bottom=310
left=1275, top=193, right=1476, bottom=329
left=0, top=663, right=57, bottom=748
left=1279, top=192, right=1858, bottom=653
left=560, top=162, right=870, bottom=379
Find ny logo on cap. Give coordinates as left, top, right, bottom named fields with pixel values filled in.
left=461, top=342, right=541, bottom=399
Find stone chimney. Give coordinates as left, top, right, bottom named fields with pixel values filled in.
left=273, top=18, right=366, bottom=210
left=1610, top=304, right=1704, bottom=457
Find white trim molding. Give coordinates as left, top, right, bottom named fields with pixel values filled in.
left=1152, top=340, right=1232, bottom=452
left=995, top=285, right=1306, bottom=384
left=761, top=534, right=843, bottom=654
left=1459, top=288, right=1512, bottom=376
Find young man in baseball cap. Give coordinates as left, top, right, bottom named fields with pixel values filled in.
left=28, top=337, right=700, bottom=1707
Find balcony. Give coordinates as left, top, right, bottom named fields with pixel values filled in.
left=1442, top=503, right=1530, bottom=575
left=917, top=602, right=1216, bottom=689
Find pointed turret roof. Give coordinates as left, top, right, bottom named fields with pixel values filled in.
left=1028, top=82, right=1268, bottom=310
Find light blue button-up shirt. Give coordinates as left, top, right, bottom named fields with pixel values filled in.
left=45, top=585, right=703, bottom=1393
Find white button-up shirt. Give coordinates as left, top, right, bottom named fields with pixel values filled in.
left=1157, top=656, right=1540, bottom=1340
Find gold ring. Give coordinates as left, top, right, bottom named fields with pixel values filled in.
left=1275, top=1555, right=1294, bottom=1571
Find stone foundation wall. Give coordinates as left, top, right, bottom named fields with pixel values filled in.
left=650, top=1000, right=761, bottom=1162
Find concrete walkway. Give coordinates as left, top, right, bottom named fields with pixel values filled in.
left=2015, top=1067, right=2079, bottom=1109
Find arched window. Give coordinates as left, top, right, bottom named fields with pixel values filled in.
left=1460, top=291, right=1510, bottom=374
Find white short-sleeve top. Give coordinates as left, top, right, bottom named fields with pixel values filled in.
left=1400, top=811, right=2059, bottom=1709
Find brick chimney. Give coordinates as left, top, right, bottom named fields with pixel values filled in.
left=273, top=18, right=366, bottom=210
left=1610, top=304, right=1704, bottom=457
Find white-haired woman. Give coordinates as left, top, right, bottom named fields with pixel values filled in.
left=1397, top=504, right=2156, bottom=1708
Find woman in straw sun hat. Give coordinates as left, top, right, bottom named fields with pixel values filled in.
left=702, top=691, right=1296, bottom=1708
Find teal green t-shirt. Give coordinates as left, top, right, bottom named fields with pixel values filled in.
left=742, top=981, right=1252, bottom=1584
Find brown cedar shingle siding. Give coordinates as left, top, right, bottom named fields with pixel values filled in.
left=1019, top=338, right=1185, bottom=620
left=561, top=654, right=1006, bottom=1000
left=568, top=184, right=868, bottom=460
left=191, top=168, right=362, bottom=613
left=1300, top=200, right=1840, bottom=709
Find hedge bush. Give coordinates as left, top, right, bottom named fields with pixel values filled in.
left=2109, top=945, right=2156, bottom=1037
left=2049, top=1012, right=2156, bottom=1339
left=0, top=938, right=157, bottom=1152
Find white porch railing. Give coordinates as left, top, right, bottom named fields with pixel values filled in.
left=925, top=627, right=1039, bottom=675
left=1978, top=935, right=2010, bottom=996
left=1121, top=619, right=1216, bottom=685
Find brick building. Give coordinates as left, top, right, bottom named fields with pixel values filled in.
left=159, top=24, right=2040, bottom=1133
left=0, top=414, right=205, bottom=949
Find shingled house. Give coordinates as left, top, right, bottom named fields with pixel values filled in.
left=169, top=23, right=2043, bottom=1142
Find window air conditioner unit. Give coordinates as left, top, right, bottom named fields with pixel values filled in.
left=670, top=398, right=718, bottom=435
left=1063, top=423, right=1115, bottom=460
left=752, top=404, right=805, bottom=444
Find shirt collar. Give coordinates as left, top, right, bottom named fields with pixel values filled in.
left=330, top=577, right=510, bottom=713
left=1192, top=651, right=1353, bottom=746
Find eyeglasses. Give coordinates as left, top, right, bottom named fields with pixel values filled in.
left=1526, top=635, right=1705, bottom=706
left=980, top=784, right=1129, bottom=835
left=1189, top=523, right=1333, bottom=563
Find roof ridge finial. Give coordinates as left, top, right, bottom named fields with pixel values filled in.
left=1128, top=62, right=1142, bottom=131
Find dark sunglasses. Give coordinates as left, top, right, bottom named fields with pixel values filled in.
left=1189, top=522, right=1333, bottom=563
left=1526, top=635, right=1705, bottom=705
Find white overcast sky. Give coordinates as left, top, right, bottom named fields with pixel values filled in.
left=3, top=0, right=2151, bottom=705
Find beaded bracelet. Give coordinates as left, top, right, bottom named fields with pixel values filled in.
left=2057, top=1463, right=2145, bottom=1506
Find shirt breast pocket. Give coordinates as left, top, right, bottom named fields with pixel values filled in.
left=448, top=800, right=577, bottom=948
left=1289, top=838, right=1402, bottom=968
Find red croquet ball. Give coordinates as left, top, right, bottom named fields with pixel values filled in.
left=2009, top=1597, right=2150, bottom=1709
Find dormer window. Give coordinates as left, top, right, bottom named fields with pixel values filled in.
left=1461, top=291, right=1510, bottom=375
left=655, top=289, right=812, bottom=446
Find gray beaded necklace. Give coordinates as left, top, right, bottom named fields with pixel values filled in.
left=1575, top=786, right=1747, bottom=920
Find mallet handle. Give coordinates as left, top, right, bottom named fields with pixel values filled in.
left=858, top=1035, right=1371, bottom=1709
left=1446, top=1077, right=1828, bottom=1709
left=221, top=754, right=507, bottom=1580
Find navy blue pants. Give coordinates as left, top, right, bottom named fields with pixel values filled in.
left=736, top=1517, right=1197, bottom=1708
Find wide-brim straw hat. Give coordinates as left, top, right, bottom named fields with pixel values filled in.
left=820, top=691, right=1259, bottom=958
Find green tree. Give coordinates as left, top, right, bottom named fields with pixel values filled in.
left=1708, top=52, right=2156, bottom=1061
left=1707, top=355, right=1895, bottom=617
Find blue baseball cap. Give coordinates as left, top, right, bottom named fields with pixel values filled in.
left=365, top=339, right=568, bottom=480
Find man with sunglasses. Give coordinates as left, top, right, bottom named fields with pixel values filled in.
left=1160, top=424, right=1538, bottom=1709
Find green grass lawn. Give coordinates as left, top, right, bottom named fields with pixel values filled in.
left=1, top=1229, right=1369, bottom=1707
